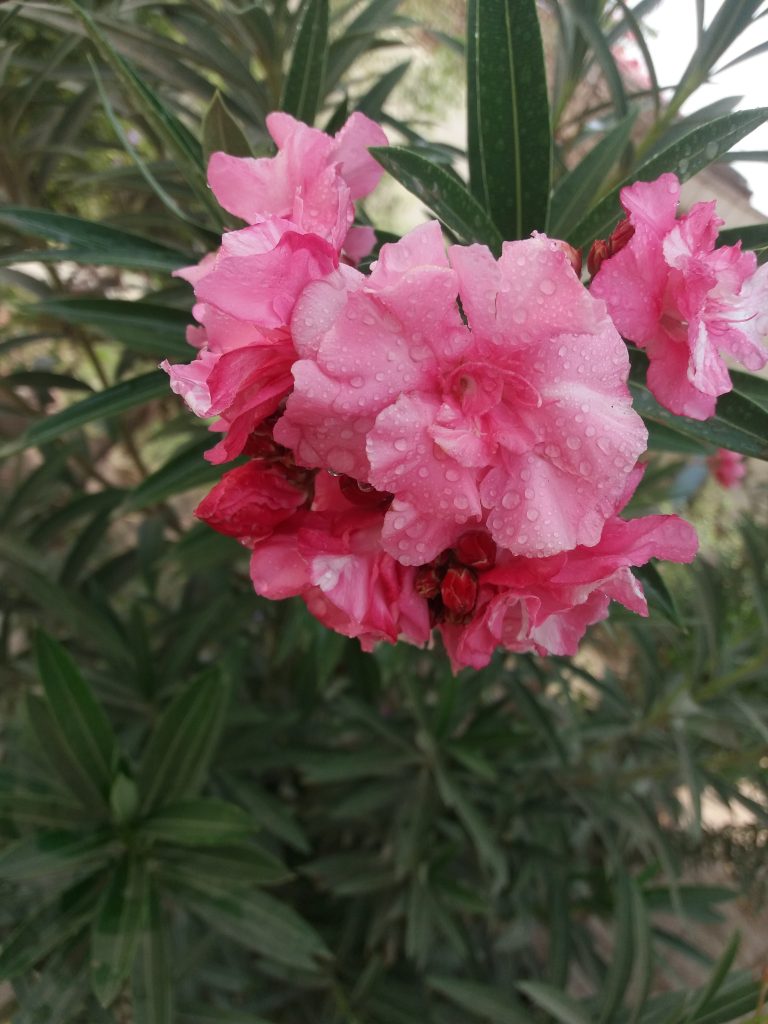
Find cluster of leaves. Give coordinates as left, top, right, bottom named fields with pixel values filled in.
left=1, top=0, right=768, bottom=1021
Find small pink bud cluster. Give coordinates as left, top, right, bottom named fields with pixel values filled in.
left=161, top=115, right=723, bottom=669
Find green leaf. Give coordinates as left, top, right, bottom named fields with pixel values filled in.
left=0, top=788, right=89, bottom=830
left=0, top=830, right=113, bottom=882
left=137, top=669, right=229, bottom=812
left=549, top=112, right=637, bottom=237
left=170, top=882, right=331, bottom=973
left=160, top=843, right=292, bottom=887
left=433, top=763, right=507, bottom=887
left=428, top=975, right=535, bottom=1023
left=718, top=222, right=768, bottom=254
left=0, top=877, right=100, bottom=979
left=280, top=0, right=329, bottom=125
left=635, top=562, right=685, bottom=632
left=64, top=0, right=219, bottom=220
left=628, top=350, right=768, bottom=461
left=0, top=371, right=170, bottom=460
left=1, top=371, right=92, bottom=393
left=570, top=6, right=628, bottom=120
left=597, top=872, right=636, bottom=1023
left=202, top=90, right=252, bottom=164
left=29, top=298, right=191, bottom=358
left=466, top=0, right=551, bottom=239
left=516, top=982, right=592, bottom=1024
left=91, top=858, right=149, bottom=1008
left=684, top=932, right=741, bottom=1021
left=138, top=798, right=254, bottom=846
left=131, top=885, right=173, bottom=1024
left=34, top=632, right=118, bottom=802
left=370, top=146, right=503, bottom=250
left=355, top=61, right=410, bottom=119
left=570, top=108, right=768, bottom=248
left=0, top=207, right=188, bottom=272
left=123, top=444, right=226, bottom=512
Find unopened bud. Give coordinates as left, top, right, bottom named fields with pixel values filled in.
left=415, top=563, right=442, bottom=599
left=609, top=217, right=635, bottom=255
left=453, top=530, right=497, bottom=571
left=587, top=238, right=610, bottom=277
left=441, top=565, right=478, bottom=622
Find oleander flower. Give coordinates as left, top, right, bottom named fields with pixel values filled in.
left=708, top=448, right=747, bottom=489
left=277, top=221, right=648, bottom=565
left=436, top=471, right=698, bottom=670
left=590, top=172, right=768, bottom=420
left=208, top=110, right=387, bottom=257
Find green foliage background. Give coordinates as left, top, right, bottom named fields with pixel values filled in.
left=0, top=1, right=767, bottom=1021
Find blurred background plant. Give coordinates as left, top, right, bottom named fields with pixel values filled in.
left=1, top=0, right=768, bottom=1022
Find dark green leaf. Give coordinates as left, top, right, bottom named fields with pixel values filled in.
left=370, top=146, right=503, bottom=250
left=123, top=444, right=226, bottom=512
left=0, top=878, right=100, bottom=979
left=0, top=207, right=188, bottom=272
left=137, top=669, right=229, bottom=812
left=280, top=0, right=328, bottom=125
left=634, top=563, right=684, bottom=630
left=202, top=90, right=252, bottom=164
left=684, top=932, right=741, bottom=1021
left=34, top=632, right=118, bottom=801
left=0, top=372, right=170, bottom=460
left=516, top=982, right=591, bottom=1024
left=171, top=881, right=331, bottom=973
left=0, top=830, right=112, bottom=882
left=549, top=112, right=637, bottom=237
left=138, top=798, right=254, bottom=846
left=466, top=0, right=551, bottom=238
left=132, top=885, right=173, bottom=1024
left=29, top=298, right=191, bottom=358
left=91, top=858, right=149, bottom=1007
left=160, top=843, right=292, bottom=887
left=629, top=349, right=768, bottom=461
left=355, top=61, right=410, bottom=119
left=570, top=109, right=768, bottom=249
left=428, top=975, right=535, bottom=1023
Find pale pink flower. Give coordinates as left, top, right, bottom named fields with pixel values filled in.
left=591, top=173, right=768, bottom=420
left=277, top=221, right=647, bottom=565
left=708, top=447, right=747, bottom=489
left=208, top=111, right=387, bottom=258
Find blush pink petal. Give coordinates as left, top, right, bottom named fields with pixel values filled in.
left=330, top=111, right=388, bottom=198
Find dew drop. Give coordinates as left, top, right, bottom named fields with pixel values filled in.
left=526, top=508, right=539, bottom=522
left=566, top=436, right=582, bottom=450
left=539, top=278, right=556, bottom=295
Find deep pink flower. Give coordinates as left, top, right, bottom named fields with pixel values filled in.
left=438, top=474, right=698, bottom=670
left=277, top=221, right=647, bottom=565
left=708, top=448, right=747, bottom=489
left=591, top=173, right=768, bottom=420
left=195, top=460, right=312, bottom=541
left=208, top=111, right=387, bottom=257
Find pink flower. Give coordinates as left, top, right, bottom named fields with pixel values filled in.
left=590, top=173, right=768, bottom=420
left=708, top=448, right=747, bottom=488
left=435, top=473, right=698, bottom=670
left=208, top=111, right=387, bottom=258
left=195, top=459, right=312, bottom=541
left=277, top=221, right=648, bottom=565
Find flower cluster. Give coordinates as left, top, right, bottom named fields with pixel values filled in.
left=163, top=113, right=714, bottom=669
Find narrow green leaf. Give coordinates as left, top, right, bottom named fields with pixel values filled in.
left=684, top=932, right=741, bottom=1021
left=0, top=878, right=99, bottom=979
left=634, top=563, right=684, bottom=629
left=718, top=223, right=768, bottom=254
left=91, top=858, right=149, bottom=1008
left=35, top=632, right=117, bottom=801
left=132, top=885, right=173, bottom=1024
left=160, top=843, right=292, bottom=887
left=280, top=0, right=328, bottom=125
left=1, top=371, right=92, bottom=393
left=171, top=882, right=331, bottom=973
left=516, top=982, right=592, bottom=1024
left=598, top=872, right=635, bottom=1023
left=0, top=830, right=112, bottom=882
left=123, top=444, right=225, bottom=512
left=0, top=371, right=170, bottom=461
left=628, top=350, right=768, bottom=461
left=202, top=90, right=252, bottom=164
left=549, top=112, right=637, bottom=237
left=355, top=61, right=410, bottom=119
left=570, top=7, right=628, bottom=119
left=0, top=788, right=88, bottom=830
left=433, top=763, right=507, bottom=886
left=429, top=975, right=536, bottom=1024
left=0, top=207, right=188, bottom=272
left=29, top=298, right=191, bottom=359
left=137, top=669, right=229, bottom=812
left=138, top=798, right=254, bottom=846
left=570, top=108, right=768, bottom=249
left=467, top=0, right=551, bottom=238
left=370, top=146, right=503, bottom=250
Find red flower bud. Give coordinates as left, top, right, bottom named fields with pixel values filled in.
left=551, top=239, right=583, bottom=278
left=415, top=563, right=443, bottom=599
left=441, top=565, right=478, bottom=622
left=587, top=238, right=610, bottom=277
left=453, top=530, right=497, bottom=571
left=609, top=217, right=635, bottom=256
left=339, top=475, right=393, bottom=509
